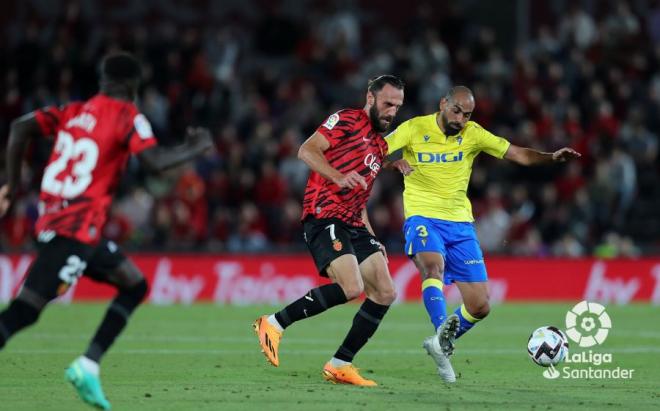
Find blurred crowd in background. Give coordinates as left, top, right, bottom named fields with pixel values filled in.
left=1, top=0, right=659, bottom=256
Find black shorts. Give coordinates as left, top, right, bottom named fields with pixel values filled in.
left=22, top=236, right=127, bottom=301
left=303, top=217, right=382, bottom=277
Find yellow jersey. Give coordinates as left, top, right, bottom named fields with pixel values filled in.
left=385, top=114, right=510, bottom=222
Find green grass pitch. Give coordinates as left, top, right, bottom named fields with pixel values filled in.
left=0, top=303, right=658, bottom=410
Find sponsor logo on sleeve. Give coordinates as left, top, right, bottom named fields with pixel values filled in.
left=134, top=114, right=154, bottom=139
left=322, top=113, right=340, bottom=130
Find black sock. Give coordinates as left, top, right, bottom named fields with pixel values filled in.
left=334, top=299, right=390, bottom=362
left=274, top=283, right=347, bottom=329
left=0, top=299, right=41, bottom=350
left=84, top=280, right=147, bottom=362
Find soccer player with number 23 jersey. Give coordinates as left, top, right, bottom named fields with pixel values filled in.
left=0, top=52, right=213, bottom=409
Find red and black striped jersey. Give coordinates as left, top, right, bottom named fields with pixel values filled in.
left=34, top=94, right=157, bottom=245
left=301, top=109, right=387, bottom=227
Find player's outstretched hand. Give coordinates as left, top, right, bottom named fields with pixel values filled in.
left=333, top=171, right=368, bottom=190
left=552, top=147, right=581, bottom=162
left=391, top=159, right=414, bottom=176
left=0, top=185, right=11, bottom=218
left=185, top=127, right=214, bottom=152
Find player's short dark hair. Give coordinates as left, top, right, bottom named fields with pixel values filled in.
left=444, top=85, right=474, bottom=101
left=367, top=75, right=405, bottom=94
left=101, top=52, right=142, bottom=82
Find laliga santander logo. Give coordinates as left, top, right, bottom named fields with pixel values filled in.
left=540, top=301, right=633, bottom=380
left=565, top=301, right=612, bottom=347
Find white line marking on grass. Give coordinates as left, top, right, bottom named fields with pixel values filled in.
left=8, top=346, right=660, bottom=355
left=25, top=333, right=377, bottom=345
left=25, top=329, right=660, bottom=349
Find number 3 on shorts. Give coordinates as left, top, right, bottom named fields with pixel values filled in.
left=58, top=255, right=88, bottom=286
left=416, top=225, right=428, bottom=238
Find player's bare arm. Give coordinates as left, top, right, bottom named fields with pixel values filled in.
left=298, top=131, right=368, bottom=190
left=0, top=113, right=44, bottom=217
left=504, top=144, right=581, bottom=166
left=138, top=126, right=214, bottom=173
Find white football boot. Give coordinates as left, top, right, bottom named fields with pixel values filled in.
left=423, top=314, right=460, bottom=383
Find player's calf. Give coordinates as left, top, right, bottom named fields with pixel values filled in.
left=273, top=283, right=348, bottom=330
left=453, top=303, right=487, bottom=339
left=325, top=285, right=392, bottom=381
left=84, top=278, right=148, bottom=362
left=421, top=278, right=447, bottom=332
left=332, top=298, right=390, bottom=365
left=0, top=292, right=46, bottom=349
left=414, top=253, right=448, bottom=332
left=453, top=281, right=490, bottom=339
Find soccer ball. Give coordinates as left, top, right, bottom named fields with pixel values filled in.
left=527, top=326, right=569, bottom=367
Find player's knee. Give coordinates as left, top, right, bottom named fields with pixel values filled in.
left=339, top=282, right=364, bottom=301
left=6, top=298, right=42, bottom=329
left=118, top=278, right=149, bottom=309
left=377, top=286, right=397, bottom=305
left=422, top=264, right=443, bottom=280
left=364, top=276, right=397, bottom=305
left=127, top=278, right=149, bottom=303
left=114, top=260, right=146, bottom=289
left=132, top=278, right=149, bottom=301
left=478, top=302, right=491, bottom=319
left=16, top=287, right=50, bottom=312
left=469, top=300, right=490, bottom=319
left=416, top=255, right=444, bottom=281
left=343, top=285, right=364, bottom=301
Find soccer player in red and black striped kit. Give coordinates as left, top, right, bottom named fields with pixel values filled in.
left=254, top=75, right=404, bottom=386
left=0, top=52, right=213, bottom=410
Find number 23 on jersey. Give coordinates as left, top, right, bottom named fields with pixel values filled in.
left=41, top=130, right=99, bottom=198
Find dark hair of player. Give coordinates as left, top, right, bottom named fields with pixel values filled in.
left=99, top=52, right=141, bottom=101
left=100, top=52, right=142, bottom=82
left=367, top=75, right=405, bottom=94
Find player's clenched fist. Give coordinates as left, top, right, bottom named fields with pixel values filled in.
left=333, top=171, right=368, bottom=190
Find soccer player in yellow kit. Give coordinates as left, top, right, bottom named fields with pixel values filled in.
left=385, top=86, right=580, bottom=382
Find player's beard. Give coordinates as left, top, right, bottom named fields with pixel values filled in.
left=441, top=112, right=463, bottom=136
left=369, top=103, right=393, bottom=133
